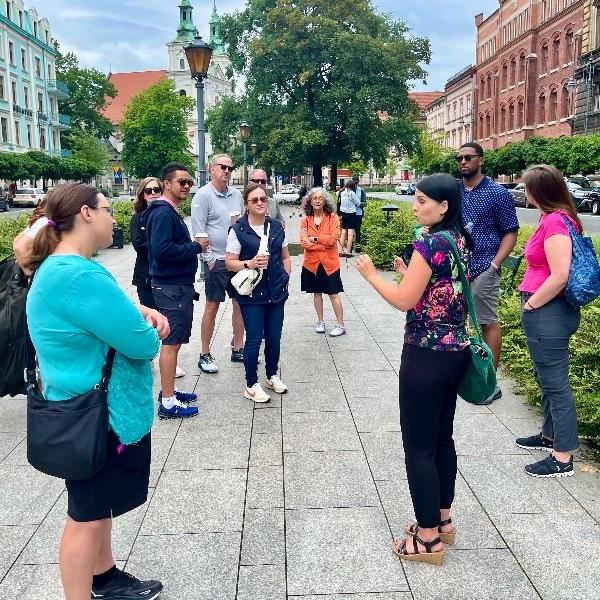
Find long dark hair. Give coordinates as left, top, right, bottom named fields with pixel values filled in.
left=522, top=164, right=583, bottom=232
left=134, top=176, right=162, bottom=213
left=416, top=173, right=473, bottom=249
left=25, top=183, right=100, bottom=272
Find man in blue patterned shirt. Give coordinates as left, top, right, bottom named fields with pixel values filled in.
left=458, top=142, right=519, bottom=402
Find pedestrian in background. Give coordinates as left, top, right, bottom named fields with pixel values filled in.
left=25, top=183, right=167, bottom=600
left=355, top=173, right=473, bottom=565
left=192, top=154, right=246, bottom=373
left=458, top=141, right=518, bottom=403
left=225, top=183, right=291, bottom=403
left=339, top=180, right=361, bottom=257
left=250, top=167, right=283, bottom=223
left=131, top=177, right=185, bottom=378
left=145, top=163, right=200, bottom=419
left=300, top=187, right=346, bottom=336
left=515, top=165, right=582, bottom=478
left=352, top=175, right=367, bottom=251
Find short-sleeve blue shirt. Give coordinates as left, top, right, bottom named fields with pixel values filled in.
left=461, top=176, right=519, bottom=279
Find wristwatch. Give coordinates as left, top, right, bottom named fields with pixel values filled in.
left=243, top=261, right=248, bottom=269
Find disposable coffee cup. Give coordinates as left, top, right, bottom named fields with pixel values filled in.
left=230, top=211, right=241, bottom=224
left=196, top=232, right=209, bottom=250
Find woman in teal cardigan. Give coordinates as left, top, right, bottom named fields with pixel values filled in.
left=25, top=183, right=169, bottom=600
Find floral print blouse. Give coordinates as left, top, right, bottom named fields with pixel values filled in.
left=404, top=230, right=471, bottom=351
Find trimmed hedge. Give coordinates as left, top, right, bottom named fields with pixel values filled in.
left=359, top=200, right=600, bottom=443
left=0, top=214, right=29, bottom=261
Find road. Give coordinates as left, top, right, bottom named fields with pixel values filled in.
left=367, top=191, right=600, bottom=235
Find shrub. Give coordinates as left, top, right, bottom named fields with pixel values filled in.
left=0, top=214, right=29, bottom=260
left=110, top=200, right=134, bottom=244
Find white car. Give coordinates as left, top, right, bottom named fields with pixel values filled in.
left=12, top=188, right=45, bottom=207
left=281, top=184, right=296, bottom=194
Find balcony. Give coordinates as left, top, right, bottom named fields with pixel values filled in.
left=37, top=111, right=49, bottom=122
left=48, top=79, right=70, bottom=99
left=50, top=112, right=71, bottom=130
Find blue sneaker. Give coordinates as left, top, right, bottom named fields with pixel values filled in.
left=158, top=390, right=197, bottom=404
left=157, top=400, right=198, bottom=420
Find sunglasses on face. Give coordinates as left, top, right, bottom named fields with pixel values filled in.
left=249, top=196, right=268, bottom=205
left=143, top=186, right=162, bottom=195
left=250, top=178, right=267, bottom=184
left=174, top=178, right=194, bottom=187
left=454, top=154, right=479, bottom=163
left=215, top=163, right=235, bottom=172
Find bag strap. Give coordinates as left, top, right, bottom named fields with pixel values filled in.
left=24, top=269, right=116, bottom=391
left=560, top=213, right=578, bottom=239
left=438, top=231, right=483, bottom=342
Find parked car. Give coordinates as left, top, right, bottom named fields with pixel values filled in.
left=497, top=182, right=517, bottom=190
left=567, top=177, right=600, bottom=214
left=281, top=184, right=296, bottom=194
left=395, top=182, right=416, bottom=195
left=12, top=188, right=45, bottom=207
left=510, top=183, right=531, bottom=208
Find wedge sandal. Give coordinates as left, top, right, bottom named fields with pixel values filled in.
left=404, top=517, right=456, bottom=545
left=392, top=534, right=444, bottom=565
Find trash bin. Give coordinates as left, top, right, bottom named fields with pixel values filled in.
left=111, top=225, right=124, bottom=249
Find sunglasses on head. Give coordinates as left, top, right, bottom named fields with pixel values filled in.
left=174, top=178, right=194, bottom=187
left=250, top=178, right=267, bottom=184
left=215, top=163, right=235, bottom=172
left=143, top=186, right=162, bottom=195
left=454, top=154, right=480, bottom=163
left=249, top=196, right=268, bottom=205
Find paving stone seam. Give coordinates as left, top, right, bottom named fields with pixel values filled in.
left=319, top=293, right=415, bottom=599
left=277, top=377, right=290, bottom=600
left=0, top=482, right=64, bottom=586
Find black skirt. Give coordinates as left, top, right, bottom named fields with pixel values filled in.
left=301, top=264, right=344, bottom=294
left=65, top=430, right=151, bottom=522
left=340, top=212, right=358, bottom=230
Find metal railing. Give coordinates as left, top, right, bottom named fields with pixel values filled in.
left=48, top=79, right=70, bottom=96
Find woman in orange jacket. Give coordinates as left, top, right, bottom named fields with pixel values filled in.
left=300, top=188, right=346, bottom=336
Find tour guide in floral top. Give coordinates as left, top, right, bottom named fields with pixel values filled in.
left=355, top=173, right=473, bottom=566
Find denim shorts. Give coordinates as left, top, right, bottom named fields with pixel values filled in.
left=204, top=260, right=236, bottom=302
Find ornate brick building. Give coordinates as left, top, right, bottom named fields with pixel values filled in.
left=474, top=0, right=584, bottom=149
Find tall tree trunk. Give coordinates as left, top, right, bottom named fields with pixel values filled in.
left=329, top=162, right=337, bottom=191
left=313, top=163, right=323, bottom=187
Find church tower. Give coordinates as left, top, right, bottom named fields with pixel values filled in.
left=167, top=0, right=199, bottom=74
left=209, top=0, right=225, bottom=55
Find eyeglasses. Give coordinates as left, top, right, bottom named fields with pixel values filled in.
left=454, top=154, right=479, bottom=163
left=249, top=196, right=268, bottom=205
left=174, top=178, right=194, bottom=187
left=215, top=164, right=235, bottom=173
left=143, top=186, right=162, bottom=195
left=92, top=205, right=113, bottom=215
left=250, top=178, right=267, bottom=184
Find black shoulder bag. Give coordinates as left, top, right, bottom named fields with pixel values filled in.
left=26, top=320, right=116, bottom=480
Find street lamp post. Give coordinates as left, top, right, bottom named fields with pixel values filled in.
left=250, top=143, right=257, bottom=169
left=239, top=122, right=251, bottom=187
left=184, top=36, right=214, bottom=187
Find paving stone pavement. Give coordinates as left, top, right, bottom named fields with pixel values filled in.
left=1, top=206, right=600, bottom=599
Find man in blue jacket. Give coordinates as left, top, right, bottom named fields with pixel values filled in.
left=145, top=162, right=201, bottom=419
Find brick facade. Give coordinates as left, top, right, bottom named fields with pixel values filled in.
left=474, top=0, right=584, bottom=149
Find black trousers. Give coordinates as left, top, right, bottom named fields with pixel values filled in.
left=399, top=343, right=470, bottom=528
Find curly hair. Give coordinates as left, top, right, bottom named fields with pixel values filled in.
left=303, top=187, right=334, bottom=216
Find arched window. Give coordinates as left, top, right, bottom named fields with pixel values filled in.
left=519, top=52, right=526, bottom=81
left=480, top=77, right=486, bottom=100
left=501, top=62, right=508, bottom=89
left=500, top=106, right=506, bottom=131
left=486, top=113, right=491, bottom=137
left=561, top=85, right=571, bottom=118
left=179, top=58, right=185, bottom=70
left=510, top=57, right=517, bottom=86
left=566, top=30, right=574, bottom=63
left=552, top=37, right=560, bottom=69
left=539, top=94, right=546, bottom=123
left=479, top=114, right=484, bottom=138
left=549, top=89, right=558, bottom=121
left=508, top=102, right=515, bottom=130
left=517, top=99, right=524, bottom=128
left=541, top=43, right=549, bottom=72
left=487, top=73, right=492, bottom=99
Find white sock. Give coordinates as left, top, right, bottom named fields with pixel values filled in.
left=161, top=394, right=176, bottom=409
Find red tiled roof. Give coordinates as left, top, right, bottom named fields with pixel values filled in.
left=409, top=91, right=444, bottom=112
left=103, top=70, right=168, bottom=124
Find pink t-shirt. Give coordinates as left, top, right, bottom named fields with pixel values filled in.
left=519, top=210, right=579, bottom=293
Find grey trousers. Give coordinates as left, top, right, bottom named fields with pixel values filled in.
left=521, top=294, right=580, bottom=452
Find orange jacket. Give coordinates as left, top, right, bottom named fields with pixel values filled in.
left=300, top=213, right=341, bottom=275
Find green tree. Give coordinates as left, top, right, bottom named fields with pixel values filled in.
left=69, top=131, right=112, bottom=173
left=341, top=153, right=369, bottom=177
left=215, top=0, right=430, bottom=187
left=205, top=96, right=245, bottom=166
left=409, top=129, right=453, bottom=175
left=53, top=41, right=117, bottom=143
left=121, top=79, right=195, bottom=179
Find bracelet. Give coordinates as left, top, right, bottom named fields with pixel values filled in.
left=524, top=300, right=535, bottom=310
left=491, top=261, right=499, bottom=272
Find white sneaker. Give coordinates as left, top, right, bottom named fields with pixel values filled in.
left=329, top=324, right=347, bottom=337
left=244, top=383, right=271, bottom=403
left=266, top=375, right=288, bottom=394
left=315, top=320, right=325, bottom=333
left=175, top=365, right=185, bottom=378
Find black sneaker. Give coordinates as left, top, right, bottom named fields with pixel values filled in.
left=525, top=454, right=574, bottom=478
left=231, top=348, right=244, bottom=362
left=91, top=568, right=163, bottom=599
left=516, top=432, right=553, bottom=452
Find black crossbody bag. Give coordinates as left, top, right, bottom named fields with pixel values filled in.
left=26, top=320, right=116, bottom=481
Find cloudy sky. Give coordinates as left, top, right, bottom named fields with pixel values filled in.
left=41, top=0, right=499, bottom=91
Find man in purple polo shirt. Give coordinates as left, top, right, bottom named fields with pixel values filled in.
left=458, top=142, right=519, bottom=403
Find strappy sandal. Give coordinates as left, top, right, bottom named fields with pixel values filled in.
left=404, top=518, right=456, bottom=545
left=391, top=534, right=445, bottom=565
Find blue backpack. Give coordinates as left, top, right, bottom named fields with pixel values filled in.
left=562, top=215, right=600, bottom=307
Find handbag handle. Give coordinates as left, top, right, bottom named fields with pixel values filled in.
left=438, top=231, right=483, bottom=343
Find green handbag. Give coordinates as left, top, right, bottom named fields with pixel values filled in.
left=439, top=232, right=497, bottom=405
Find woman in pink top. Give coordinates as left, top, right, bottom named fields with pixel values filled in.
left=516, top=165, right=582, bottom=478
